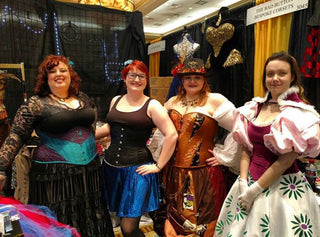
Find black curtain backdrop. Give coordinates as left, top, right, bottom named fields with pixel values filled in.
left=289, top=0, right=320, bottom=112
left=159, top=2, right=255, bottom=108
left=203, top=3, right=255, bottom=108
left=0, top=0, right=147, bottom=121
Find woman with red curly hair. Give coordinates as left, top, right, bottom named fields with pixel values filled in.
left=0, top=55, right=114, bottom=237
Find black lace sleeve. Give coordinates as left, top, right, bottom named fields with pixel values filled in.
left=78, top=91, right=97, bottom=133
left=0, top=96, right=41, bottom=170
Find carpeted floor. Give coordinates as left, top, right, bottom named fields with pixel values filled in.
left=112, top=214, right=159, bottom=237
left=113, top=223, right=159, bottom=237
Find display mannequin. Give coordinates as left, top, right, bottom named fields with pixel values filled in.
left=166, top=30, right=200, bottom=101
left=173, top=32, right=200, bottom=63
left=203, top=6, right=252, bottom=109
left=205, top=7, right=243, bottom=68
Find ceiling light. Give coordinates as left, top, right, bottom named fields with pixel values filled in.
left=170, top=3, right=181, bottom=8
left=220, top=0, right=241, bottom=5
left=195, top=0, right=208, bottom=5
left=144, top=6, right=218, bottom=34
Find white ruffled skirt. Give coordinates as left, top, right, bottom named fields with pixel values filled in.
left=214, top=171, right=320, bottom=237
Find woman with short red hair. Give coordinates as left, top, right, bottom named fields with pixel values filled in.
left=96, top=60, right=177, bottom=237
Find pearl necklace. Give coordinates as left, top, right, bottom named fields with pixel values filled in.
left=51, top=93, right=70, bottom=102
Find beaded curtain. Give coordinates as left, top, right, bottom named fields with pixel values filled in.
left=0, top=0, right=147, bottom=121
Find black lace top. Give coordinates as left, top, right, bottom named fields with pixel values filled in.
left=0, top=91, right=96, bottom=170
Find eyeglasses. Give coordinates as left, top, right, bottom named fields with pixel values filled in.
left=127, top=73, right=147, bottom=80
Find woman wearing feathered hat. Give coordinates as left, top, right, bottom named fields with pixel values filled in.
left=163, top=58, right=239, bottom=236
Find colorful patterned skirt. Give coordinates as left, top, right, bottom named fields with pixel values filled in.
left=0, top=196, right=80, bottom=237
left=214, top=172, right=320, bottom=237
left=102, top=161, right=160, bottom=217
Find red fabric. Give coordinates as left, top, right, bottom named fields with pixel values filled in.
left=301, top=27, right=320, bottom=78
left=207, top=166, right=227, bottom=219
left=0, top=196, right=80, bottom=237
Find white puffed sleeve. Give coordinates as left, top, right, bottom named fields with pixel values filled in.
left=147, top=128, right=165, bottom=161
left=232, top=102, right=257, bottom=153
left=264, top=108, right=320, bottom=158
left=213, top=99, right=235, bottom=131
left=213, top=100, right=240, bottom=174
left=213, top=132, right=241, bottom=174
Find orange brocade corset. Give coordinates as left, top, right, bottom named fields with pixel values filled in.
left=169, top=110, right=218, bottom=168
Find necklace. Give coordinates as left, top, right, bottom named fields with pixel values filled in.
left=264, top=100, right=280, bottom=113
left=51, top=93, right=70, bottom=102
left=181, top=97, right=199, bottom=107
left=265, top=98, right=278, bottom=104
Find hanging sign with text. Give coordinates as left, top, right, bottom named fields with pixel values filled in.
left=246, top=0, right=308, bottom=26
left=148, top=40, right=166, bottom=55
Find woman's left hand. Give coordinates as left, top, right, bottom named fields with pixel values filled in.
left=136, top=164, right=160, bottom=176
left=206, top=149, right=221, bottom=166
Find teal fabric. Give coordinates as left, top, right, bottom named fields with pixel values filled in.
left=33, top=127, right=97, bottom=165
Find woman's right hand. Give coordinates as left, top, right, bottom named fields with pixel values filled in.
left=206, top=149, right=221, bottom=166
left=136, top=163, right=161, bottom=176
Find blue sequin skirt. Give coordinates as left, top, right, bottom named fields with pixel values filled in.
left=102, top=161, right=160, bottom=217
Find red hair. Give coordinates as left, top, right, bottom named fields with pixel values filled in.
left=34, top=55, right=81, bottom=96
left=121, top=60, right=149, bottom=82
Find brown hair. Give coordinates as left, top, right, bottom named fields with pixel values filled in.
left=262, top=51, right=308, bottom=103
left=34, top=55, right=81, bottom=96
left=175, top=75, right=211, bottom=106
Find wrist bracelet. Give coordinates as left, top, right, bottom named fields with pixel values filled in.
left=155, top=162, right=161, bottom=170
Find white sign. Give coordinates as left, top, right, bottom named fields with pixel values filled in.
left=246, top=0, right=308, bottom=26
left=148, top=40, right=166, bottom=55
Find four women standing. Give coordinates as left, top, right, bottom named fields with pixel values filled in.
left=0, top=52, right=319, bottom=237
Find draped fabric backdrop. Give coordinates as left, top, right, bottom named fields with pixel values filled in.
left=149, top=37, right=162, bottom=77
left=158, top=1, right=318, bottom=112
left=159, top=3, right=255, bottom=108
left=203, top=4, right=255, bottom=108
left=254, top=0, right=292, bottom=97
left=289, top=0, right=320, bottom=112
left=0, top=0, right=147, bottom=121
